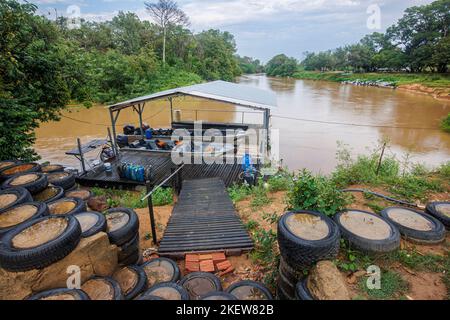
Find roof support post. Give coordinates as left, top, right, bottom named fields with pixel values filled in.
left=109, top=108, right=120, bottom=155
left=136, top=104, right=145, bottom=138
left=169, top=97, right=174, bottom=127
left=263, top=108, right=271, bottom=155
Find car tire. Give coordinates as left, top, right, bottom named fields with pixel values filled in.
left=278, top=210, right=340, bottom=269
left=105, top=208, right=139, bottom=246
left=72, top=211, right=107, bottom=238
left=0, top=202, right=49, bottom=238
left=0, top=215, right=81, bottom=272
left=380, top=207, right=446, bottom=244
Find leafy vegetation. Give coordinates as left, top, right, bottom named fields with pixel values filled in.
left=265, top=54, right=298, bottom=77
left=299, top=0, right=450, bottom=73
left=91, top=187, right=173, bottom=208
left=248, top=213, right=279, bottom=290
left=332, top=142, right=443, bottom=201
left=236, top=55, right=265, bottom=74
left=287, top=169, right=351, bottom=216
left=0, top=0, right=248, bottom=161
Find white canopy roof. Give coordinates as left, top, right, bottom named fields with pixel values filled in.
left=109, top=80, right=277, bottom=111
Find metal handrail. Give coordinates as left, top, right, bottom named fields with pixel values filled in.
left=141, top=164, right=185, bottom=201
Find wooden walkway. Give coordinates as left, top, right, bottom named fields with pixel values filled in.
left=158, top=178, right=253, bottom=257
left=76, top=150, right=249, bottom=189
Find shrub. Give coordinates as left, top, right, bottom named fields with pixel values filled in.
left=287, top=169, right=351, bottom=216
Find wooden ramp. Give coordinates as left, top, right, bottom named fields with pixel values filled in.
left=158, top=178, right=253, bottom=258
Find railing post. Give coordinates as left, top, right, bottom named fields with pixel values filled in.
left=145, top=180, right=158, bottom=245
left=176, top=164, right=183, bottom=195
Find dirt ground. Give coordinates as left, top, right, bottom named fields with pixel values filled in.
left=136, top=186, right=449, bottom=300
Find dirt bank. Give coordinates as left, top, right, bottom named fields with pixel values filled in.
left=398, top=84, right=450, bottom=102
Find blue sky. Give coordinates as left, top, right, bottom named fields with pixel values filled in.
left=31, top=0, right=434, bottom=62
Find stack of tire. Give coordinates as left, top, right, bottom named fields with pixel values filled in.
left=0, top=160, right=98, bottom=272
left=277, top=210, right=341, bottom=300
left=104, top=208, right=141, bottom=266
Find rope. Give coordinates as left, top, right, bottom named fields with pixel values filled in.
left=272, top=115, right=440, bottom=131
left=60, top=106, right=166, bottom=127
left=340, top=188, right=417, bottom=207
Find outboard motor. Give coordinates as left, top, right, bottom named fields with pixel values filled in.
left=242, top=153, right=256, bottom=186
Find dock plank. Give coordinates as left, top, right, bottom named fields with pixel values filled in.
left=158, top=178, right=253, bottom=257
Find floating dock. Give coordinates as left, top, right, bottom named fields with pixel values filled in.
left=75, top=150, right=252, bottom=189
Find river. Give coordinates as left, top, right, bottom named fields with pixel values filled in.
left=34, top=74, right=450, bottom=173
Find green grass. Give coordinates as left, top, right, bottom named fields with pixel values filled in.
left=332, top=143, right=444, bottom=201
left=228, top=184, right=253, bottom=203
left=360, top=269, right=408, bottom=300
left=91, top=187, right=173, bottom=208
left=293, top=71, right=450, bottom=89
left=438, top=162, right=450, bottom=179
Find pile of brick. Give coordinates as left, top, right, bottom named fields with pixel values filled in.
left=185, top=252, right=234, bottom=276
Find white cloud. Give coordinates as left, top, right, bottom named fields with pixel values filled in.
left=181, top=0, right=361, bottom=29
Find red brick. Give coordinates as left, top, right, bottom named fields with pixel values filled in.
left=185, top=261, right=200, bottom=273
left=199, top=254, right=213, bottom=261
left=211, top=252, right=226, bottom=262
left=199, top=260, right=215, bottom=272
left=216, top=260, right=232, bottom=271
left=185, top=254, right=200, bottom=262
left=218, top=266, right=235, bottom=277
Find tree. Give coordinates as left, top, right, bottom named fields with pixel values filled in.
left=265, top=54, right=298, bottom=77
left=0, top=0, right=71, bottom=160
left=145, top=0, right=189, bottom=64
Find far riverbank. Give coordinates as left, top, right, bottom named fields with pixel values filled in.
left=292, top=71, right=450, bottom=101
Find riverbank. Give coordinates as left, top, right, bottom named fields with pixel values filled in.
left=106, top=149, right=449, bottom=300
left=293, top=71, right=450, bottom=101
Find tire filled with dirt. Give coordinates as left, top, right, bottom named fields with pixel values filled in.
left=33, top=185, right=64, bottom=204
left=118, top=233, right=140, bottom=265
left=380, top=207, right=446, bottom=244
left=47, top=197, right=87, bottom=215
left=65, top=189, right=93, bottom=202
left=104, top=208, right=139, bottom=246
left=0, top=163, right=41, bottom=181
left=0, top=202, right=49, bottom=238
left=277, top=264, right=297, bottom=300
left=72, top=211, right=106, bottom=238
left=425, top=202, right=450, bottom=230
left=81, top=276, right=123, bottom=300
left=200, top=292, right=237, bottom=300
left=277, top=210, right=341, bottom=269
left=279, top=257, right=305, bottom=285
left=26, top=288, right=90, bottom=300
left=112, top=265, right=148, bottom=300
left=179, top=272, right=222, bottom=300
left=334, top=209, right=400, bottom=253
left=226, top=280, right=273, bottom=300
left=46, top=171, right=76, bottom=190
left=0, top=187, right=33, bottom=212
left=0, top=215, right=81, bottom=272
left=295, top=278, right=315, bottom=300
left=41, top=164, right=65, bottom=174
left=141, top=282, right=189, bottom=300
left=0, top=160, right=21, bottom=178
left=141, top=257, right=181, bottom=288
left=2, top=172, right=48, bottom=195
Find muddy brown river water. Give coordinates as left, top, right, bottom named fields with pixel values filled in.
left=34, top=74, right=450, bottom=173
